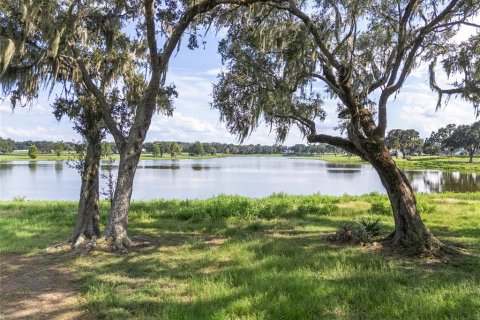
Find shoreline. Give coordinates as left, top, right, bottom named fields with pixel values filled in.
left=1, top=152, right=479, bottom=173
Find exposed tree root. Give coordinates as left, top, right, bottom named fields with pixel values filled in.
left=111, top=235, right=133, bottom=254
left=69, top=235, right=134, bottom=254
left=381, top=230, right=468, bottom=260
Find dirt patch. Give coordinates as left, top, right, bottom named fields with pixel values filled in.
left=0, top=253, right=88, bottom=320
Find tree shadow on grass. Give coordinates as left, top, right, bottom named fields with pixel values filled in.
left=78, top=223, right=480, bottom=320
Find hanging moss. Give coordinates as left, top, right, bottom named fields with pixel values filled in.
left=48, top=31, right=61, bottom=59
left=0, top=38, right=16, bottom=75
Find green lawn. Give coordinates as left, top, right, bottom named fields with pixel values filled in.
left=1, top=193, right=479, bottom=319
left=313, top=154, right=480, bottom=172
left=0, top=150, right=78, bottom=161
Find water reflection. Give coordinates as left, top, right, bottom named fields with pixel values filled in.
left=143, top=165, right=180, bottom=170
left=55, top=161, right=63, bottom=171
left=28, top=162, right=37, bottom=171
left=0, top=163, right=13, bottom=169
left=327, top=169, right=362, bottom=174
left=406, top=170, right=480, bottom=193
left=191, top=165, right=220, bottom=171
left=325, top=162, right=362, bottom=169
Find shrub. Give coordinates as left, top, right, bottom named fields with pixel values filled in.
left=317, top=203, right=339, bottom=215
left=416, top=201, right=437, bottom=214
left=369, top=201, right=391, bottom=215
left=257, top=200, right=291, bottom=219
left=28, top=145, right=38, bottom=159
left=358, top=217, right=381, bottom=237
left=295, top=203, right=320, bottom=216
left=11, top=195, right=26, bottom=202
left=176, top=195, right=255, bottom=221
left=329, top=218, right=381, bottom=244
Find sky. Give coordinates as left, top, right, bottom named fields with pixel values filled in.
left=0, top=23, right=478, bottom=146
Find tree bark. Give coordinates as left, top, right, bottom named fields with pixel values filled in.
left=469, top=150, right=474, bottom=163
left=103, top=140, right=143, bottom=251
left=70, top=137, right=101, bottom=247
left=368, top=145, right=440, bottom=253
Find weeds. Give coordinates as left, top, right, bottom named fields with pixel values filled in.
left=369, top=201, right=391, bottom=215
left=329, top=217, right=381, bottom=244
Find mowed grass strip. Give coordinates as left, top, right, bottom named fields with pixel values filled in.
left=312, top=154, right=480, bottom=172
left=1, top=193, right=479, bottom=319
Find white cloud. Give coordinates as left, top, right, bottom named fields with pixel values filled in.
left=203, top=68, right=223, bottom=76
left=0, top=98, right=50, bottom=116
left=150, top=113, right=216, bottom=134
left=166, top=71, right=214, bottom=109
left=0, top=126, right=75, bottom=141
left=390, top=84, right=475, bottom=137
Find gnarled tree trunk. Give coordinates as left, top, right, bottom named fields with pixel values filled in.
left=366, top=144, right=440, bottom=253
left=70, top=137, right=101, bottom=247
left=104, top=139, right=143, bottom=251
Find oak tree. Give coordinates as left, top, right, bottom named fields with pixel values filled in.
left=1, top=0, right=265, bottom=250
left=213, top=0, right=480, bottom=253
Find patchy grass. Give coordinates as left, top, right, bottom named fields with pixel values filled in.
left=0, top=151, right=80, bottom=162
left=314, top=155, right=480, bottom=172
left=1, top=193, right=480, bottom=319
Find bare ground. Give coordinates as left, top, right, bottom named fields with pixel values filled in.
left=0, top=252, right=88, bottom=320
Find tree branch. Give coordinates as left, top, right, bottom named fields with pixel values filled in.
left=375, top=0, right=462, bottom=138
left=307, top=133, right=361, bottom=156
left=283, top=0, right=340, bottom=69
left=145, top=0, right=158, bottom=70
left=70, top=44, right=126, bottom=147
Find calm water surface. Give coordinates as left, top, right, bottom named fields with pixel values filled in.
left=0, top=157, right=478, bottom=200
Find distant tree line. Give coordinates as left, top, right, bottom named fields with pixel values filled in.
left=0, top=137, right=369, bottom=158
left=0, top=139, right=79, bottom=154
left=143, top=141, right=345, bottom=157
left=3, top=126, right=478, bottom=162
left=386, top=121, right=480, bottom=162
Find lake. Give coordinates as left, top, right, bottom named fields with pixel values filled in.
left=0, top=157, right=478, bottom=201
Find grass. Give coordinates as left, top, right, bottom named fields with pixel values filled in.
left=1, top=193, right=480, bottom=319
left=314, top=154, right=480, bottom=172
left=0, top=151, right=78, bottom=161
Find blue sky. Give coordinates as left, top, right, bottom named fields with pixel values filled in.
left=0, top=25, right=478, bottom=146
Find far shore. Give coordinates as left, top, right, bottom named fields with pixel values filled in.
left=1, top=151, right=479, bottom=173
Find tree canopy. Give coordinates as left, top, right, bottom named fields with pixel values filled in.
left=212, top=0, right=480, bottom=253
left=444, top=121, right=480, bottom=162
left=386, top=129, right=423, bottom=158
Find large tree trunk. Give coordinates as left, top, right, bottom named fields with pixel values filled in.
left=70, top=137, right=101, bottom=247
left=368, top=146, right=440, bottom=253
left=469, top=150, right=474, bottom=163
left=104, top=141, right=142, bottom=251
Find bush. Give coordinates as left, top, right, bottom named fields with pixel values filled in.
left=317, top=203, right=339, bottom=215
left=11, top=195, right=26, bottom=202
left=329, top=218, right=381, bottom=244
left=177, top=195, right=254, bottom=220
left=295, top=203, right=320, bottom=216
left=417, top=201, right=437, bottom=214
left=28, top=145, right=38, bottom=159
left=358, top=217, right=381, bottom=237
left=257, top=199, right=291, bottom=219
left=369, top=201, right=391, bottom=215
